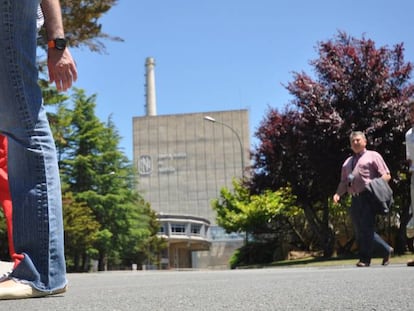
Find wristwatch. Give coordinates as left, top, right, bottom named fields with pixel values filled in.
left=47, top=38, right=67, bottom=50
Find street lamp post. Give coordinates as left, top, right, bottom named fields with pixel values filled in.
left=203, top=116, right=245, bottom=178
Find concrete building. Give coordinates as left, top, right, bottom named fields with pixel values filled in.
left=132, top=58, right=249, bottom=269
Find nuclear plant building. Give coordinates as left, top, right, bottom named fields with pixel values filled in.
left=133, top=57, right=249, bottom=269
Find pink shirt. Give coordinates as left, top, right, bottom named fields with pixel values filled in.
left=336, top=149, right=390, bottom=196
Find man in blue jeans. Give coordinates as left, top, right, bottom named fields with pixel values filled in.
left=0, top=0, right=77, bottom=299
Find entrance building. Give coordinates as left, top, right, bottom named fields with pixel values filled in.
left=133, top=109, right=249, bottom=268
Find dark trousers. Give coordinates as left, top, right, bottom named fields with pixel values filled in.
left=350, top=192, right=390, bottom=264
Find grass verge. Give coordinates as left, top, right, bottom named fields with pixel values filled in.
left=239, top=253, right=414, bottom=269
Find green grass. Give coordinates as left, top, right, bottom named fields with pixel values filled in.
left=239, top=253, right=414, bottom=269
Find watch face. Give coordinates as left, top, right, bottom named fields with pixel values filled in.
left=55, top=38, right=67, bottom=50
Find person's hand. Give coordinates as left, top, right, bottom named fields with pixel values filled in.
left=381, top=173, right=391, bottom=183
left=333, top=193, right=340, bottom=204
left=47, top=48, right=77, bottom=92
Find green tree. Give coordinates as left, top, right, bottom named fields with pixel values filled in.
left=135, top=204, right=168, bottom=269
left=56, top=89, right=160, bottom=270
left=252, top=31, right=414, bottom=256
left=213, top=180, right=303, bottom=240
left=38, top=0, right=122, bottom=53
left=213, top=179, right=307, bottom=266
left=62, top=191, right=100, bottom=272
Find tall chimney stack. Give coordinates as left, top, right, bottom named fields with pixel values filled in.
left=145, top=57, right=157, bottom=116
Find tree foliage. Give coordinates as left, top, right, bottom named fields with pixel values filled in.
left=135, top=204, right=168, bottom=269
left=251, top=31, right=414, bottom=256
left=213, top=179, right=302, bottom=237
left=48, top=89, right=163, bottom=271
left=62, top=191, right=100, bottom=271
left=213, top=179, right=317, bottom=265
left=39, top=0, right=123, bottom=53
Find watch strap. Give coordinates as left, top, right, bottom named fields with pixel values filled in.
left=47, top=38, right=67, bottom=50
left=47, top=40, right=56, bottom=49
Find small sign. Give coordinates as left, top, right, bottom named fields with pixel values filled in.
left=138, top=155, right=152, bottom=175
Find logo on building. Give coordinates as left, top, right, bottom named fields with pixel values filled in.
left=138, top=155, right=152, bottom=175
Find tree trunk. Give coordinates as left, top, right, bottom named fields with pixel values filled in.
left=73, top=253, right=79, bottom=272
left=98, top=253, right=107, bottom=271
left=302, top=203, right=335, bottom=257
left=322, top=200, right=335, bottom=257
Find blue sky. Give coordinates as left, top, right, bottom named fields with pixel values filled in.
left=70, top=0, right=414, bottom=160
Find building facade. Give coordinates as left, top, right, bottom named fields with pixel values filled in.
left=133, top=109, right=249, bottom=268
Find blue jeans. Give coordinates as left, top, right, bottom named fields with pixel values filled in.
left=350, top=192, right=391, bottom=264
left=0, top=0, right=66, bottom=292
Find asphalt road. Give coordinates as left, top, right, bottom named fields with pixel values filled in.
left=1, top=265, right=414, bottom=310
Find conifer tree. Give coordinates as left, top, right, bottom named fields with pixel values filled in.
left=55, top=89, right=159, bottom=270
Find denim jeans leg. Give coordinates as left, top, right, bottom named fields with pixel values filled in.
left=373, top=232, right=391, bottom=257
left=0, top=0, right=66, bottom=292
left=359, top=198, right=376, bottom=263
left=350, top=195, right=375, bottom=264
left=349, top=202, right=360, bottom=241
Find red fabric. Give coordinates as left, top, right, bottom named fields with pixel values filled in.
left=0, top=135, right=23, bottom=267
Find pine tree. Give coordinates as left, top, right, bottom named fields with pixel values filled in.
left=55, top=89, right=160, bottom=270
